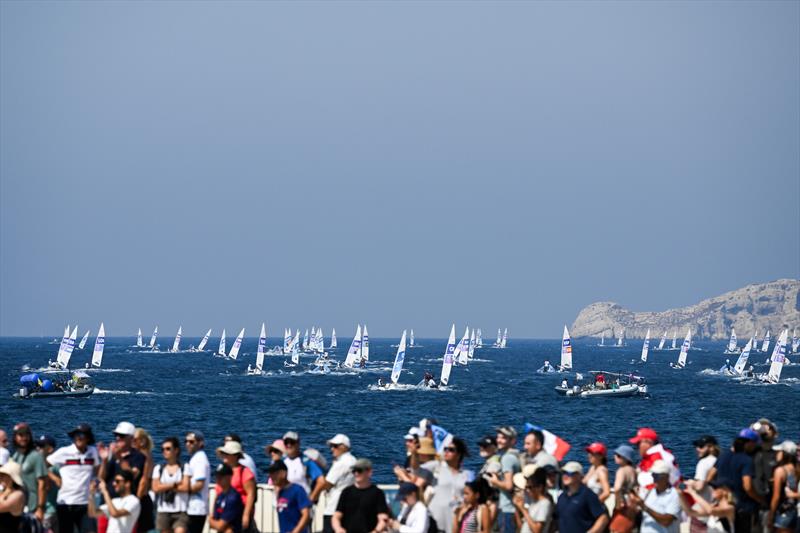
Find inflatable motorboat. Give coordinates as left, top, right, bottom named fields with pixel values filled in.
left=555, top=371, right=648, bottom=398
left=15, top=371, right=94, bottom=399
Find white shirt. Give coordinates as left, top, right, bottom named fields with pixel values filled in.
left=398, top=501, right=429, bottom=533
left=694, top=455, right=717, bottom=502
left=187, top=450, right=210, bottom=516
left=520, top=498, right=553, bottom=533
left=240, top=453, right=259, bottom=483
left=0, top=447, right=9, bottom=466
left=152, top=463, right=192, bottom=513
left=47, top=444, right=99, bottom=505
left=641, top=487, right=681, bottom=533
left=284, top=456, right=310, bottom=493
left=100, top=494, right=141, bottom=533
left=323, top=451, right=356, bottom=515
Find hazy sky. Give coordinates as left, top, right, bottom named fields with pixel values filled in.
left=1, top=1, right=798, bottom=338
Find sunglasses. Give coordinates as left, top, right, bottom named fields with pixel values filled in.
left=284, top=439, right=298, bottom=445
left=185, top=439, right=196, bottom=444
left=162, top=447, right=174, bottom=452
left=114, top=434, right=128, bottom=440
left=73, top=433, right=87, bottom=439
left=329, top=444, right=341, bottom=449
left=444, top=447, right=457, bottom=452
left=562, top=472, right=576, bottom=477
left=352, top=468, right=369, bottom=474
left=113, top=478, right=125, bottom=484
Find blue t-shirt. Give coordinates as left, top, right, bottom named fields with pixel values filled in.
left=716, top=450, right=757, bottom=512
left=214, top=487, right=244, bottom=533
left=305, top=458, right=323, bottom=485
left=557, top=484, right=607, bottom=533
left=276, top=483, right=312, bottom=533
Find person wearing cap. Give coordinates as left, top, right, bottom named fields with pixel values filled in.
left=629, top=428, right=680, bottom=496
left=487, top=426, right=520, bottom=533
left=266, top=439, right=287, bottom=466
left=11, top=422, right=48, bottom=523
left=47, top=423, right=100, bottom=533
left=87, top=469, right=141, bottom=533
left=768, top=440, right=798, bottom=532
left=152, top=436, right=193, bottom=533
left=282, top=431, right=323, bottom=495
left=333, top=458, right=390, bottom=533
left=310, top=434, right=355, bottom=533
left=185, top=431, right=211, bottom=533
left=209, top=464, right=244, bottom=533
left=610, top=445, right=637, bottom=531
left=686, top=434, right=719, bottom=530
left=714, top=428, right=767, bottom=533
left=223, top=434, right=259, bottom=484
left=584, top=442, right=610, bottom=502
left=476, top=435, right=501, bottom=524
left=35, top=434, right=61, bottom=532
left=0, top=460, right=26, bottom=531
left=403, top=428, right=422, bottom=469
left=521, top=429, right=558, bottom=470
left=268, top=459, right=312, bottom=533
left=394, top=436, right=438, bottom=491
left=512, top=468, right=552, bottom=533
left=629, top=460, right=681, bottom=533
left=97, top=421, right=146, bottom=533
left=389, top=482, right=429, bottom=533
left=217, top=440, right=256, bottom=532
left=556, top=461, right=608, bottom=533
left=751, top=418, right=779, bottom=515
left=0, top=429, right=9, bottom=466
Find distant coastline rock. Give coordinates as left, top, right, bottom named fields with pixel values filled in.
left=571, top=279, right=800, bottom=340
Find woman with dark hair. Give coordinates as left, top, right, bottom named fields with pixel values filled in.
left=0, top=460, right=26, bottom=532
left=678, top=481, right=735, bottom=533
left=584, top=442, right=610, bottom=502
left=768, top=441, right=798, bottom=533
left=454, top=479, right=490, bottom=533
left=152, top=436, right=192, bottom=533
left=513, top=469, right=552, bottom=533
left=428, top=437, right=472, bottom=533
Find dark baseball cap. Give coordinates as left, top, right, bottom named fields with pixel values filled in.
left=477, top=436, right=497, bottom=448
left=35, top=434, right=56, bottom=448
left=692, top=435, right=718, bottom=447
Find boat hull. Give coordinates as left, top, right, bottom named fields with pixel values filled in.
left=15, top=386, right=94, bottom=399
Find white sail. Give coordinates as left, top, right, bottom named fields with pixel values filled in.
left=217, top=329, right=227, bottom=356
left=500, top=328, right=508, bottom=348
left=56, top=325, right=78, bottom=369
left=761, top=330, right=771, bottom=352
left=671, top=330, right=677, bottom=349
left=616, top=330, right=623, bottom=347
left=91, top=323, right=106, bottom=367
left=197, top=329, right=212, bottom=351
left=733, top=337, right=753, bottom=374
left=55, top=325, right=70, bottom=363
left=468, top=329, right=476, bottom=359
left=792, top=328, right=799, bottom=353
left=641, top=329, right=651, bottom=362
left=766, top=329, right=789, bottom=383
left=330, top=328, right=337, bottom=349
left=727, top=328, right=738, bottom=352
left=677, top=329, right=691, bottom=367
left=440, top=325, right=457, bottom=386
left=455, top=327, right=470, bottom=365
left=390, top=330, right=407, bottom=384
left=78, top=330, right=90, bottom=350
left=495, top=328, right=502, bottom=346
left=255, top=323, right=266, bottom=372
left=149, top=326, right=158, bottom=349
left=657, top=330, right=667, bottom=351
left=476, top=328, right=482, bottom=347
left=291, top=330, right=300, bottom=364
left=343, top=325, right=363, bottom=368
left=283, top=328, right=291, bottom=354
left=228, top=328, right=245, bottom=360
left=136, top=328, right=143, bottom=347
left=599, top=332, right=605, bottom=346
left=559, top=325, right=573, bottom=370
left=410, top=329, right=415, bottom=348
left=302, top=329, right=309, bottom=351
left=361, top=325, right=370, bottom=362
left=171, top=326, right=182, bottom=352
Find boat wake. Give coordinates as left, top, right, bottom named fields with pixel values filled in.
left=81, top=368, right=132, bottom=373
left=366, top=383, right=432, bottom=392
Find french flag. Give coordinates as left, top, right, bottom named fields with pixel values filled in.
left=524, top=423, right=571, bottom=461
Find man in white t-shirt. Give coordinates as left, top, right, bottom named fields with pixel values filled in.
left=185, top=431, right=210, bottom=533
left=309, top=433, right=355, bottom=533
left=688, top=435, right=718, bottom=529
left=0, top=429, right=10, bottom=465
left=630, top=460, right=681, bottom=533
left=47, top=423, right=100, bottom=533
left=88, top=470, right=141, bottom=533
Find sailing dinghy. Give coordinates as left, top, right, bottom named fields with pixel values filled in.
left=90, top=323, right=105, bottom=368
left=216, top=330, right=227, bottom=357
left=228, top=328, right=245, bottom=360
left=247, top=324, right=267, bottom=375
left=78, top=330, right=90, bottom=350
left=437, top=325, right=457, bottom=388
left=169, top=326, right=182, bottom=353
left=759, top=329, right=789, bottom=384
left=191, top=329, right=212, bottom=352
left=377, top=330, right=407, bottom=389
left=723, top=328, right=740, bottom=355
left=670, top=329, right=691, bottom=369
left=640, top=329, right=651, bottom=363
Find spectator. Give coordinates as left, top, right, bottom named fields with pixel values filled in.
left=629, top=428, right=679, bottom=495
left=223, top=435, right=259, bottom=483
left=714, top=428, right=767, bottom=533
left=750, top=418, right=779, bottom=510
left=152, top=436, right=192, bottom=533
left=185, top=431, right=210, bottom=533
left=487, top=426, right=520, bottom=533
left=556, top=461, right=608, bottom=533
left=629, top=460, right=681, bottom=533
left=11, top=422, right=48, bottom=524
left=333, top=458, right=390, bottom=533
left=542, top=465, right=561, bottom=503
left=217, top=440, right=256, bottom=533
left=512, top=467, right=552, bottom=533
left=98, top=422, right=146, bottom=533
left=35, top=434, right=61, bottom=533
left=209, top=464, right=243, bottom=533
left=266, top=439, right=286, bottom=466
left=453, top=479, right=490, bottom=533
left=303, top=449, right=328, bottom=498
left=584, top=442, right=610, bottom=502
left=0, top=429, right=9, bottom=465
left=282, top=431, right=323, bottom=495
left=520, top=430, right=558, bottom=469
left=395, top=437, right=437, bottom=490
left=679, top=480, right=735, bottom=533
left=687, top=435, right=719, bottom=531
left=309, top=433, right=355, bottom=533
left=768, top=440, right=798, bottom=532
left=0, top=460, right=26, bottom=531
left=403, top=428, right=422, bottom=469
left=428, top=437, right=472, bottom=533
left=389, top=482, right=429, bottom=533
left=47, top=423, right=100, bottom=533
left=132, top=427, right=155, bottom=533
left=87, top=470, right=141, bottom=533
left=476, top=436, right=500, bottom=527
left=610, top=445, right=637, bottom=533
left=268, top=459, right=312, bottom=533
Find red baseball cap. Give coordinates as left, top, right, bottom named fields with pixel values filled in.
left=585, top=442, right=607, bottom=455
left=629, top=428, right=659, bottom=444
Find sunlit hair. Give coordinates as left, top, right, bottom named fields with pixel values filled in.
left=134, top=428, right=153, bottom=453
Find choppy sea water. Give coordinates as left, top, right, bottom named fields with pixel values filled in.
left=1, top=336, right=798, bottom=482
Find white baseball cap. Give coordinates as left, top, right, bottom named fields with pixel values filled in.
left=327, top=434, right=351, bottom=448
left=113, top=422, right=136, bottom=437
left=650, top=460, right=670, bottom=475
left=774, top=441, right=797, bottom=455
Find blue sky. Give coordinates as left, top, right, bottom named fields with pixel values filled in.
left=1, top=1, right=798, bottom=338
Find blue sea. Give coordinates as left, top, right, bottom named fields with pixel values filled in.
left=1, top=336, right=798, bottom=482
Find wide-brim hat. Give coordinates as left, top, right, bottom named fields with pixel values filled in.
left=614, top=445, right=636, bottom=464
left=417, top=437, right=437, bottom=455
left=0, top=460, right=24, bottom=487
left=67, top=423, right=96, bottom=445
left=217, top=440, right=243, bottom=456
left=266, top=439, right=287, bottom=455
left=513, top=464, right=539, bottom=489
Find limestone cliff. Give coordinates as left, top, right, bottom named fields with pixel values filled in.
left=571, top=279, right=800, bottom=340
